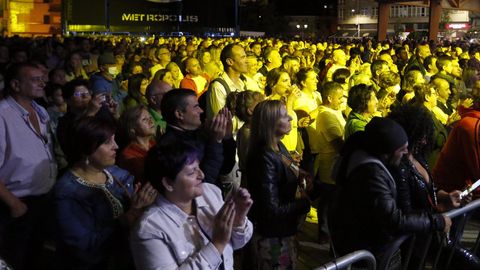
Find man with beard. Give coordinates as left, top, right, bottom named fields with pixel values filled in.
left=330, top=117, right=451, bottom=269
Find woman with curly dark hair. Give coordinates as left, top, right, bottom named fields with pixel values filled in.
left=388, top=104, right=479, bottom=269
left=344, top=84, right=378, bottom=138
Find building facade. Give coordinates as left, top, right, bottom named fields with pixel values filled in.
left=1, top=0, right=61, bottom=36
left=337, top=0, right=470, bottom=39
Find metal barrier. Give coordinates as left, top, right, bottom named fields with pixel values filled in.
left=313, top=250, right=376, bottom=270
left=445, top=198, right=480, bottom=219
left=316, top=199, right=480, bottom=270
left=407, top=198, right=480, bottom=270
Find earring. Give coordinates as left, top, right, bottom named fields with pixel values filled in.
left=85, top=157, right=90, bottom=166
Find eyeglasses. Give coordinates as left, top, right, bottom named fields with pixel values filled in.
left=73, top=91, right=91, bottom=98
left=29, top=76, right=45, bottom=84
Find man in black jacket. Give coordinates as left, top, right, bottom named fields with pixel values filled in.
left=330, top=117, right=451, bottom=268
left=158, top=88, right=235, bottom=185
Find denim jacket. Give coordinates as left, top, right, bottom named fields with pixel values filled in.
left=54, top=166, right=134, bottom=268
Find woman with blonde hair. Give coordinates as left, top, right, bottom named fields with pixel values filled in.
left=246, top=100, right=311, bottom=269
left=165, top=61, right=183, bottom=88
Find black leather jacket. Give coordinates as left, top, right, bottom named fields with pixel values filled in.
left=246, top=143, right=310, bottom=238
left=330, top=150, right=445, bottom=256
left=397, top=156, right=438, bottom=214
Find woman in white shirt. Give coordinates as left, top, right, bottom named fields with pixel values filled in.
left=130, top=141, right=253, bottom=270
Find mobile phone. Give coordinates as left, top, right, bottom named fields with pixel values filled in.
left=460, top=178, right=480, bottom=199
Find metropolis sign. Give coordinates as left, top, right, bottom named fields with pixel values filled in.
left=110, top=0, right=234, bottom=30
left=64, top=0, right=234, bottom=33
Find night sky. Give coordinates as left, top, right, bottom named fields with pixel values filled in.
left=274, top=0, right=337, bottom=15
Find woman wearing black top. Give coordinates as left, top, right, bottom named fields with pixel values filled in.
left=389, top=104, right=480, bottom=270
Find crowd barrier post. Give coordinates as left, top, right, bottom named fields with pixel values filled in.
left=313, top=250, right=376, bottom=270
left=405, top=198, right=480, bottom=270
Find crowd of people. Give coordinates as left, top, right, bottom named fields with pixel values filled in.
left=1, top=34, right=480, bottom=269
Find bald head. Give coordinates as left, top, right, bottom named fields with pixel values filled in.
left=184, top=57, right=202, bottom=76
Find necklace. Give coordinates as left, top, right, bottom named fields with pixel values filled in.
left=73, top=170, right=125, bottom=218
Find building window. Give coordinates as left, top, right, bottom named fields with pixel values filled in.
left=339, top=8, right=344, bottom=20
left=400, top=6, right=408, bottom=17
left=371, top=7, right=378, bottom=18
left=390, top=5, right=397, bottom=18
left=409, top=6, right=416, bottom=17
left=360, top=8, right=368, bottom=16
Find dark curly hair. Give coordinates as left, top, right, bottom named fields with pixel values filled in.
left=226, top=90, right=265, bottom=123
left=387, top=104, right=434, bottom=157
left=347, top=84, right=375, bottom=114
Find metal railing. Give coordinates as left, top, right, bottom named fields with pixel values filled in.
left=445, top=198, right=480, bottom=219
left=412, top=198, right=480, bottom=270
left=316, top=199, right=480, bottom=270
left=313, top=250, right=376, bottom=270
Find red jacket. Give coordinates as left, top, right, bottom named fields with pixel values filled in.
left=117, top=140, right=156, bottom=184
left=180, top=73, right=211, bottom=96
left=433, top=107, right=480, bottom=193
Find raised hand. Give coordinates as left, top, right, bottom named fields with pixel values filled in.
left=212, top=200, right=236, bottom=253
left=86, top=93, right=103, bottom=116
left=207, top=111, right=227, bottom=143
left=131, top=182, right=157, bottom=210
left=231, top=188, right=253, bottom=227
left=220, top=107, right=233, bottom=139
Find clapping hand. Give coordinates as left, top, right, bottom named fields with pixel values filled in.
left=230, top=187, right=253, bottom=227
left=219, top=107, right=233, bottom=139
left=207, top=109, right=228, bottom=143
left=212, top=200, right=236, bottom=253
left=131, top=182, right=157, bottom=210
